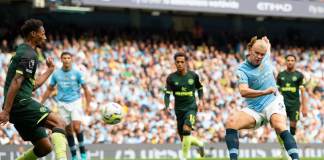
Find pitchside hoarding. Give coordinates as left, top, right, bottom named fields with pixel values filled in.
left=73, top=0, right=324, bottom=19
left=0, top=143, right=324, bottom=159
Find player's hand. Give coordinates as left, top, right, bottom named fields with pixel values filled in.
left=301, top=105, right=308, bottom=117
left=46, top=57, right=55, bottom=70
left=0, top=110, right=10, bottom=125
left=262, top=36, right=271, bottom=52
left=164, top=107, right=172, bottom=114
left=263, top=87, right=277, bottom=95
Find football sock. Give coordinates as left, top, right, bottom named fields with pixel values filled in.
left=280, top=130, right=299, bottom=160
left=225, top=129, right=239, bottom=160
left=190, top=136, right=203, bottom=147
left=76, top=132, right=86, bottom=154
left=52, top=128, right=68, bottom=160
left=182, top=135, right=191, bottom=159
left=16, top=147, right=38, bottom=160
left=67, top=134, right=77, bottom=157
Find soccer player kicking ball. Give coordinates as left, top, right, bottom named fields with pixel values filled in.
left=164, top=52, right=205, bottom=160
left=42, top=52, right=91, bottom=160
left=0, top=19, right=68, bottom=160
left=225, top=36, right=300, bottom=160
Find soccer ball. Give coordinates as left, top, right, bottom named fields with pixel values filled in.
left=101, top=102, right=123, bottom=125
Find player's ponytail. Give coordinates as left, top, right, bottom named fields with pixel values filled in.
left=247, top=36, right=258, bottom=50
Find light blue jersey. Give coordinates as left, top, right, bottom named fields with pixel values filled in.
left=236, top=52, right=276, bottom=112
left=50, top=67, right=85, bottom=103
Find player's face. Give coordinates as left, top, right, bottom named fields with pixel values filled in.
left=249, top=42, right=267, bottom=66
left=175, top=56, right=186, bottom=72
left=286, top=56, right=296, bottom=70
left=32, top=26, right=47, bottom=46
left=61, top=55, right=72, bottom=68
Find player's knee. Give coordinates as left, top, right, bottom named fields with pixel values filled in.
left=65, top=125, right=73, bottom=135
left=42, top=145, right=53, bottom=156
left=74, top=126, right=81, bottom=133
left=273, top=123, right=286, bottom=133
left=73, top=123, right=81, bottom=133
left=183, top=125, right=192, bottom=133
left=225, top=116, right=236, bottom=129
left=271, top=115, right=287, bottom=133
left=35, top=143, right=53, bottom=157
left=290, top=120, right=297, bottom=127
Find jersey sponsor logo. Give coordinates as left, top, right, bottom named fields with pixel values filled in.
left=282, top=83, right=297, bottom=92
left=281, top=86, right=297, bottom=92
left=175, top=91, right=193, bottom=96
left=188, top=79, right=194, bottom=85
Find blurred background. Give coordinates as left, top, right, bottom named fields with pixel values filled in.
left=0, top=0, right=323, bottom=159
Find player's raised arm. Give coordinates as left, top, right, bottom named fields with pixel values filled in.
left=34, top=57, right=55, bottom=91
left=262, top=36, right=271, bottom=55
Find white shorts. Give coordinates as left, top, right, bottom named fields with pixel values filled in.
left=57, top=98, right=84, bottom=124
left=241, top=95, right=287, bottom=129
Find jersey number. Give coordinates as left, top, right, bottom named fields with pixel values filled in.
left=189, top=114, right=196, bottom=125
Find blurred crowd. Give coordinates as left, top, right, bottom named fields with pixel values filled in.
left=0, top=33, right=323, bottom=146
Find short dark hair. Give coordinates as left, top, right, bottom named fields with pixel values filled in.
left=285, top=54, right=297, bottom=60
left=20, top=19, right=43, bottom=38
left=61, top=51, right=73, bottom=58
left=173, top=52, right=188, bottom=61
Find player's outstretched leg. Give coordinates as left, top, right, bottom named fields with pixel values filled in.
left=279, top=130, right=299, bottom=160
left=225, top=129, right=239, bottom=160
left=44, top=113, right=68, bottom=160
left=16, top=148, right=39, bottom=160
left=17, top=136, right=53, bottom=160
left=272, top=114, right=299, bottom=160
left=225, top=110, right=257, bottom=160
